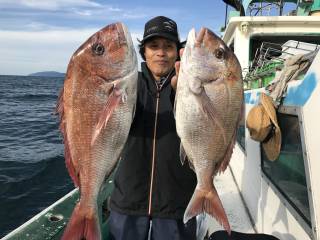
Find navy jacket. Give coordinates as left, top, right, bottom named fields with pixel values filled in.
left=109, top=62, right=197, bottom=219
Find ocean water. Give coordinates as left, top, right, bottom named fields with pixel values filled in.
left=0, top=75, right=74, bottom=238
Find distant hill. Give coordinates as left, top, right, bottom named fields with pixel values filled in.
left=28, top=71, right=65, bottom=77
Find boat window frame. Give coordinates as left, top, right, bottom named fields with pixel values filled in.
left=227, top=38, right=246, bottom=153
left=260, top=105, right=315, bottom=238
left=236, top=112, right=246, bottom=153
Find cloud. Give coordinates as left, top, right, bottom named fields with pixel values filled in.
left=0, top=0, right=102, bottom=11
left=0, top=27, right=143, bottom=75
left=0, top=1, right=151, bottom=31
left=0, top=0, right=187, bottom=75
left=73, top=9, right=93, bottom=16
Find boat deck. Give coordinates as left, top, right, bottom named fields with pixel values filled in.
left=200, top=161, right=255, bottom=238
left=3, top=155, right=256, bottom=240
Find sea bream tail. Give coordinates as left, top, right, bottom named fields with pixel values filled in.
left=61, top=202, right=101, bottom=240
left=183, top=185, right=231, bottom=235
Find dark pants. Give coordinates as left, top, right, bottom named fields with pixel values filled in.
left=108, top=210, right=197, bottom=240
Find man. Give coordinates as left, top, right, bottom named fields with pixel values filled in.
left=108, top=16, right=197, bottom=239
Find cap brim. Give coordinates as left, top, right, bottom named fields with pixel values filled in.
left=140, top=33, right=180, bottom=45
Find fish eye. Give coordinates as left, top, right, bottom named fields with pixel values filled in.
left=92, top=43, right=105, bottom=55
left=215, top=48, right=225, bottom=59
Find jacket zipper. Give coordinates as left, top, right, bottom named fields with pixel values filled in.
left=147, top=70, right=173, bottom=215
left=148, top=85, right=161, bottom=215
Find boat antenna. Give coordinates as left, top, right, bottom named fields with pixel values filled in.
left=279, top=0, right=284, bottom=16
left=225, top=3, right=228, bottom=30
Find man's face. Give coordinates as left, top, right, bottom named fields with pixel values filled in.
left=144, top=37, right=178, bottom=80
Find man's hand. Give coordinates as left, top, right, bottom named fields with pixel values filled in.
left=171, top=48, right=184, bottom=90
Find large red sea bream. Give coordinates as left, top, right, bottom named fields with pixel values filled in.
left=56, top=22, right=138, bottom=240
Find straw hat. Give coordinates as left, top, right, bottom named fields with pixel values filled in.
left=246, top=93, right=281, bottom=161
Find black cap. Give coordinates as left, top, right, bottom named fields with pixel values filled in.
left=140, top=16, right=180, bottom=45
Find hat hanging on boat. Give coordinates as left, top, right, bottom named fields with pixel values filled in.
left=139, top=16, right=180, bottom=45
left=246, top=93, right=282, bottom=161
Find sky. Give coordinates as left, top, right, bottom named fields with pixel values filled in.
left=0, top=0, right=229, bottom=76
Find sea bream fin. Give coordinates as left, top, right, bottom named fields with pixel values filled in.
left=198, top=90, right=227, bottom=145
left=56, top=87, right=80, bottom=187
left=91, top=84, right=122, bottom=145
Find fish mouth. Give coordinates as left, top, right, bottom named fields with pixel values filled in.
left=102, top=22, right=135, bottom=58
left=119, top=22, right=138, bottom=72
left=114, top=22, right=127, bottom=46
left=118, top=23, right=135, bottom=51
left=96, top=22, right=137, bottom=83
left=187, top=28, right=206, bottom=47
left=107, top=22, right=131, bottom=48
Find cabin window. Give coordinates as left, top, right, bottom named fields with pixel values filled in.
left=261, top=111, right=311, bottom=226
left=229, top=40, right=234, bottom=52
left=236, top=115, right=245, bottom=152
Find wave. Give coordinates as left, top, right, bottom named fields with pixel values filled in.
left=0, top=155, right=67, bottom=184
left=0, top=75, right=71, bottom=238
left=0, top=155, right=74, bottom=237
left=10, top=93, right=59, bottom=101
